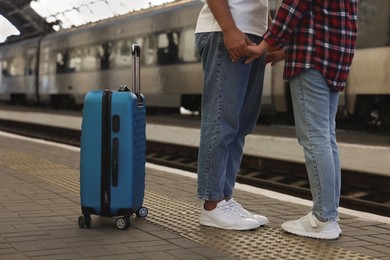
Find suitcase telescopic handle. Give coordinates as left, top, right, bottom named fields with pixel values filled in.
left=132, top=43, right=142, bottom=106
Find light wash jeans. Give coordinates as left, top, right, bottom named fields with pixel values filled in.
left=289, top=69, right=341, bottom=221
left=195, top=32, right=266, bottom=201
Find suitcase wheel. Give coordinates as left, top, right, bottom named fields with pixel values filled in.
left=116, top=216, right=130, bottom=230
left=78, top=215, right=92, bottom=229
left=136, top=207, right=148, bottom=218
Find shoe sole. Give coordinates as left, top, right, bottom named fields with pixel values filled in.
left=281, top=225, right=339, bottom=240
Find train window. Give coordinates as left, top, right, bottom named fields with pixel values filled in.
left=180, top=27, right=199, bottom=63
left=98, top=42, right=113, bottom=70
left=157, top=31, right=179, bottom=65
left=82, top=46, right=99, bottom=71
left=1, top=60, right=10, bottom=77
left=26, top=54, right=36, bottom=76
left=56, top=50, right=69, bottom=73
left=9, top=56, right=25, bottom=77
left=144, top=36, right=156, bottom=65
left=69, top=48, right=82, bottom=72
left=112, top=40, right=132, bottom=68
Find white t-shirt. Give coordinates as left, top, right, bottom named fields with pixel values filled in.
left=195, top=0, right=268, bottom=36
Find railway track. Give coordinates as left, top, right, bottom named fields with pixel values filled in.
left=1, top=118, right=389, bottom=217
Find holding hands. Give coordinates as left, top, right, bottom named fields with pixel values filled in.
left=227, top=32, right=285, bottom=67
left=225, top=28, right=257, bottom=62
left=243, top=40, right=285, bottom=66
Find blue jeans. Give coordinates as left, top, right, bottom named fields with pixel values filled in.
left=289, top=69, right=341, bottom=221
left=195, top=32, right=266, bottom=201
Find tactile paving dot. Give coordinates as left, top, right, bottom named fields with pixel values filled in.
left=0, top=150, right=378, bottom=260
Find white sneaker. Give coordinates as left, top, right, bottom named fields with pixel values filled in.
left=199, top=200, right=260, bottom=230
left=226, top=198, right=269, bottom=226
left=281, top=212, right=340, bottom=240
left=336, top=223, right=342, bottom=235
left=336, top=217, right=342, bottom=234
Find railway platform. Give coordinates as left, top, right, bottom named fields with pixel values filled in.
left=1, top=129, right=390, bottom=259
left=0, top=107, right=389, bottom=176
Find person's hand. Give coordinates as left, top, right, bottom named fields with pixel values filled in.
left=266, top=49, right=285, bottom=66
left=229, top=35, right=257, bottom=62
left=244, top=41, right=269, bottom=64
left=223, top=28, right=251, bottom=61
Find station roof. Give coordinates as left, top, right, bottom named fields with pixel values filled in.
left=0, top=0, right=176, bottom=44
left=0, top=0, right=53, bottom=43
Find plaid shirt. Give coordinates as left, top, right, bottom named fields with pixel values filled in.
left=264, top=0, right=358, bottom=91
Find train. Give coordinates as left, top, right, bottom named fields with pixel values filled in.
left=0, top=0, right=389, bottom=130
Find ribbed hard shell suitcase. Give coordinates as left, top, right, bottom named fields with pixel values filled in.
left=78, top=44, right=148, bottom=230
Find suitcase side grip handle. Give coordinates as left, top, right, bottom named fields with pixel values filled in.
left=112, top=137, right=119, bottom=187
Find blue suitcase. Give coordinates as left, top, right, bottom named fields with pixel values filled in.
left=78, top=44, right=148, bottom=230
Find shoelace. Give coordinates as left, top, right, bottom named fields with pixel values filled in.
left=227, top=199, right=249, bottom=217
left=218, top=202, right=243, bottom=218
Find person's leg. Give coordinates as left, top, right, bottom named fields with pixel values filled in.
left=195, top=32, right=260, bottom=230
left=222, top=35, right=269, bottom=226
left=289, top=69, right=338, bottom=221
left=196, top=32, right=255, bottom=202
left=223, top=35, right=267, bottom=199
left=281, top=69, right=340, bottom=239
left=195, top=32, right=225, bottom=205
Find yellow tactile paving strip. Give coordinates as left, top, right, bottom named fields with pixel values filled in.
left=0, top=150, right=377, bottom=260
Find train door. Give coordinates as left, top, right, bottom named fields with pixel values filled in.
left=26, top=48, right=37, bottom=101
left=39, top=44, right=53, bottom=104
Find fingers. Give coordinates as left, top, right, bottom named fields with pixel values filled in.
left=244, top=44, right=266, bottom=64
left=229, top=44, right=251, bottom=61
left=224, top=30, right=248, bottom=61
left=225, top=30, right=263, bottom=62
left=245, top=35, right=256, bottom=46
left=227, top=36, right=276, bottom=64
